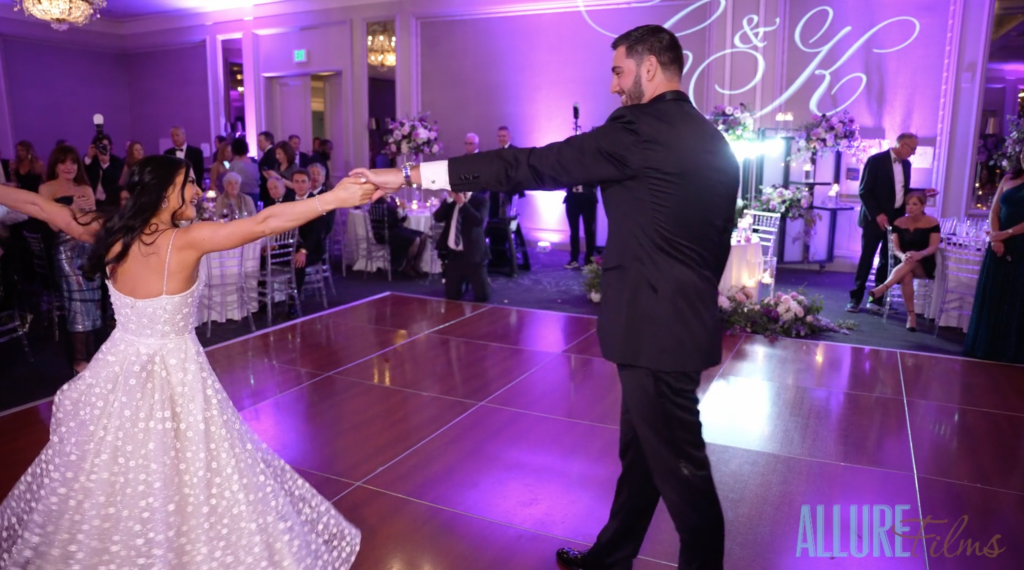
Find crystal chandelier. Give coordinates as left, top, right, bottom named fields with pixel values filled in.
left=15, top=0, right=106, bottom=31
left=367, top=21, right=396, bottom=70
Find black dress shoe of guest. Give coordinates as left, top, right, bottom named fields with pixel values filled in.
left=556, top=547, right=607, bottom=569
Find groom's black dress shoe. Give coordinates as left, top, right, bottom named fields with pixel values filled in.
left=556, top=547, right=607, bottom=569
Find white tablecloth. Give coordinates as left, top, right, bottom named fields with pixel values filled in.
left=719, top=237, right=764, bottom=295
left=346, top=208, right=440, bottom=274
left=198, top=240, right=263, bottom=323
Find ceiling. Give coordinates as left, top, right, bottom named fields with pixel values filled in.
left=96, top=0, right=286, bottom=20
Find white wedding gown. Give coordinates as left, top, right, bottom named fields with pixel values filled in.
left=0, top=230, right=360, bottom=569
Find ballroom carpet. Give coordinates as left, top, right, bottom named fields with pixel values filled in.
left=2, top=293, right=1020, bottom=569
left=0, top=247, right=972, bottom=414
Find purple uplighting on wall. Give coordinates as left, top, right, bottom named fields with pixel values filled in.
left=421, top=0, right=949, bottom=245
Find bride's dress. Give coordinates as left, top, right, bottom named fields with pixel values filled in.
left=0, top=230, right=360, bottom=569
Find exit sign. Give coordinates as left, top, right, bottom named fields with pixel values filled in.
left=294, top=49, right=307, bottom=63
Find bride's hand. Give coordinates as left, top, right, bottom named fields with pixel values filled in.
left=348, top=167, right=405, bottom=192
left=329, top=176, right=383, bottom=208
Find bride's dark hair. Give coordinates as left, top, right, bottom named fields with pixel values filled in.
left=82, top=155, right=193, bottom=280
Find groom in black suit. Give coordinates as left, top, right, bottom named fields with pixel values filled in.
left=848, top=133, right=920, bottom=312
left=354, top=24, right=737, bottom=570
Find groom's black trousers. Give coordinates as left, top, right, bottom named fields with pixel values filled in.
left=589, top=365, right=725, bottom=570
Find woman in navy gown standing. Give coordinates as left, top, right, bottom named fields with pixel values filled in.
left=964, top=149, right=1024, bottom=364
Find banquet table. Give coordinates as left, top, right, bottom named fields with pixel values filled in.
left=346, top=207, right=440, bottom=274
left=719, top=236, right=764, bottom=295
left=198, top=239, right=263, bottom=324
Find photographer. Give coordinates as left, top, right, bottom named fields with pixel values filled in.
left=84, top=134, right=125, bottom=210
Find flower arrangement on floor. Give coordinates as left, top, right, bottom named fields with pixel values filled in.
left=582, top=256, right=602, bottom=303
left=381, top=114, right=442, bottom=160
left=752, top=185, right=821, bottom=247
left=993, top=115, right=1024, bottom=172
left=794, top=110, right=862, bottom=161
left=718, top=287, right=855, bottom=338
left=707, top=103, right=755, bottom=142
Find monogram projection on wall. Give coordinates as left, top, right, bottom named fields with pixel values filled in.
left=576, top=0, right=929, bottom=121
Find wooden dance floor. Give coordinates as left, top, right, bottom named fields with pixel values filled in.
left=2, top=293, right=1021, bottom=569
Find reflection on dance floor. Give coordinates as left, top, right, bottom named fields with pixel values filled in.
left=2, top=293, right=1021, bottom=569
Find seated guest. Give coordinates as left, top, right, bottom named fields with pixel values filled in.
left=866, top=191, right=940, bottom=331
left=214, top=172, right=257, bottom=219
left=264, top=178, right=295, bottom=207
left=308, top=163, right=333, bottom=233
left=369, top=196, right=426, bottom=277
left=434, top=190, right=490, bottom=301
left=965, top=148, right=1024, bottom=364
left=227, top=137, right=261, bottom=204
left=292, top=169, right=331, bottom=294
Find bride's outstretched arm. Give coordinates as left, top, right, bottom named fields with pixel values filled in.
left=0, top=185, right=99, bottom=243
left=179, top=176, right=380, bottom=255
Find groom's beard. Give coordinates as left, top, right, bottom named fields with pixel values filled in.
left=622, top=74, right=645, bottom=106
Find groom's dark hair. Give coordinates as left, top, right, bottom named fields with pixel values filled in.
left=611, top=25, right=684, bottom=79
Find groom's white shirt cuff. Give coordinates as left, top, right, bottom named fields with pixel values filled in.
left=420, top=161, right=451, bottom=191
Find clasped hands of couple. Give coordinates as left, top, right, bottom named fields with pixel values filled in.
left=332, top=165, right=457, bottom=204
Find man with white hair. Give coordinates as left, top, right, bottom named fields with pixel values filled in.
left=163, top=126, right=204, bottom=183
left=463, top=132, right=480, bottom=155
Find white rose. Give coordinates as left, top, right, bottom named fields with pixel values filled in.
left=805, top=315, right=814, bottom=323
left=718, top=295, right=732, bottom=310
left=400, top=141, right=409, bottom=155
left=430, top=144, right=439, bottom=154
left=794, top=305, right=805, bottom=318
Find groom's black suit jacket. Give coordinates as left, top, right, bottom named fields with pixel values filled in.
left=443, top=91, right=739, bottom=372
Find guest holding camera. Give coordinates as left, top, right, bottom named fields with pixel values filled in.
left=965, top=148, right=1024, bottom=364
left=434, top=190, right=490, bottom=301
left=85, top=134, right=125, bottom=210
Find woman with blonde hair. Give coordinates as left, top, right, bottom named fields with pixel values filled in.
left=866, top=190, right=940, bottom=331
left=208, top=141, right=232, bottom=192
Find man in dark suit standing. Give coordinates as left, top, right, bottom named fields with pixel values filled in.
left=257, top=131, right=279, bottom=205
left=289, top=135, right=312, bottom=168
left=564, top=183, right=599, bottom=268
left=353, top=24, right=737, bottom=570
left=434, top=189, right=490, bottom=302
left=848, top=133, right=920, bottom=312
left=163, top=126, right=204, bottom=184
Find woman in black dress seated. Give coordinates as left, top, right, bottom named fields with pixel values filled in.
left=965, top=150, right=1024, bottom=364
left=867, top=191, right=940, bottom=331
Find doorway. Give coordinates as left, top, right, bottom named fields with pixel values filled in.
left=265, top=72, right=345, bottom=180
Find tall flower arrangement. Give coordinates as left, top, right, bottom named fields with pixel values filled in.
left=794, top=111, right=862, bottom=161
left=707, top=103, right=755, bottom=142
left=381, top=114, right=442, bottom=160
left=752, top=185, right=821, bottom=246
left=993, top=115, right=1024, bottom=172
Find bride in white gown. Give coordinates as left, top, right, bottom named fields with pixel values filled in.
left=0, top=155, right=379, bottom=569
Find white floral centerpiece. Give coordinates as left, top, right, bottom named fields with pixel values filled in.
left=794, top=111, right=862, bottom=161
left=381, top=113, right=442, bottom=160
left=582, top=257, right=602, bottom=303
